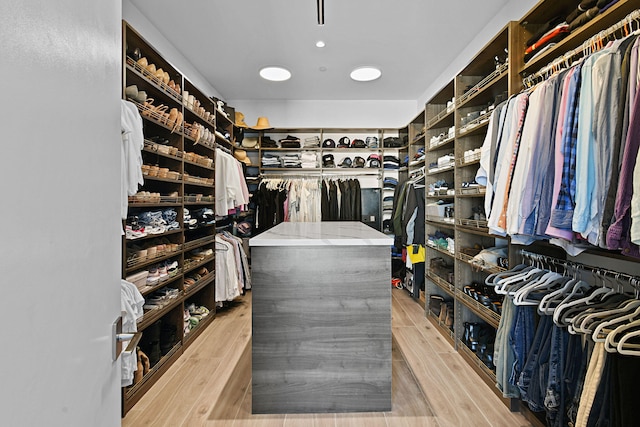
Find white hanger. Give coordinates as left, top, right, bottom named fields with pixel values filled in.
left=603, top=318, right=640, bottom=353
left=592, top=304, right=640, bottom=344
left=513, top=271, right=565, bottom=306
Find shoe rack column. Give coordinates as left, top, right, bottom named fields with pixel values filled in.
left=423, top=80, right=456, bottom=343
left=122, top=21, right=217, bottom=415
left=452, top=23, right=512, bottom=393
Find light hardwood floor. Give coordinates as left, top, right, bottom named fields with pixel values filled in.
left=122, top=289, right=532, bottom=427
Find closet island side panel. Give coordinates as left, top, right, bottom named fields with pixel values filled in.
left=250, top=222, right=393, bottom=414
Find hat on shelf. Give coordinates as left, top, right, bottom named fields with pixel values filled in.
left=322, top=138, right=336, bottom=148
left=235, top=112, right=248, bottom=128
left=251, top=116, right=273, bottom=130
left=241, top=136, right=259, bottom=149
left=234, top=149, right=252, bottom=166
left=339, top=157, right=353, bottom=168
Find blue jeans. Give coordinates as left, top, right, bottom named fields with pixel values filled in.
left=495, top=297, right=519, bottom=398
left=518, top=314, right=553, bottom=412
left=509, top=304, right=536, bottom=389
left=545, top=325, right=569, bottom=427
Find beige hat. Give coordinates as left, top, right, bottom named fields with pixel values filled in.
left=235, top=111, right=248, bottom=128
left=241, top=137, right=259, bottom=149
left=251, top=116, right=273, bottom=130
left=233, top=149, right=252, bottom=165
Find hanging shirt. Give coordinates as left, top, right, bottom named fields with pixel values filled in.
left=120, top=100, right=144, bottom=219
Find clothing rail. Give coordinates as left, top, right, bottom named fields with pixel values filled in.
left=259, top=171, right=381, bottom=179
left=519, top=249, right=640, bottom=285
left=215, top=145, right=232, bottom=155
left=523, top=9, right=640, bottom=88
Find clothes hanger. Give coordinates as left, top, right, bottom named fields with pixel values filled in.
left=512, top=269, right=566, bottom=306
left=615, top=323, right=640, bottom=355
left=575, top=297, right=640, bottom=335
left=592, top=304, right=640, bottom=344
left=603, top=318, right=640, bottom=353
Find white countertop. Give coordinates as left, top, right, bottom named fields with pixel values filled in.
left=249, top=222, right=394, bottom=247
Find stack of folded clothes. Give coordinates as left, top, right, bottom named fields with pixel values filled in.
left=303, top=136, right=320, bottom=148
left=300, top=152, right=318, bottom=168
left=261, top=153, right=280, bottom=167
left=383, top=177, right=398, bottom=189
left=279, top=135, right=301, bottom=148
left=281, top=154, right=301, bottom=168
left=524, top=21, right=570, bottom=63
left=261, top=136, right=278, bottom=148
left=383, top=155, right=400, bottom=170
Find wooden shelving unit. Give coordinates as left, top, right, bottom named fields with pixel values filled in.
left=121, top=20, right=225, bottom=415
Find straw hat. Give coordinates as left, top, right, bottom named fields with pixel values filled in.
left=241, top=137, right=259, bottom=149
left=235, top=111, right=248, bottom=128
left=251, top=116, right=273, bottom=130
left=233, top=149, right=252, bottom=165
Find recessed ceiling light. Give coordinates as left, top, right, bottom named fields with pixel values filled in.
left=316, top=41, right=326, bottom=48
left=259, top=66, right=291, bottom=82
left=350, top=66, right=381, bottom=82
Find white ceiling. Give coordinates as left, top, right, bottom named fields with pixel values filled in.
left=129, top=0, right=512, bottom=102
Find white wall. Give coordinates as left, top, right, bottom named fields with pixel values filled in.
left=0, top=1, right=123, bottom=426
left=122, top=0, right=224, bottom=100
left=229, top=99, right=418, bottom=129
left=417, top=0, right=539, bottom=106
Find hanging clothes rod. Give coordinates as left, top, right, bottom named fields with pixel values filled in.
left=260, top=171, right=381, bottom=179
left=522, top=9, right=640, bottom=88
left=519, top=249, right=640, bottom=284
left=215, top=145, right=233, bottom=155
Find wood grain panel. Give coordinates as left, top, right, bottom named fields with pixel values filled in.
left=252, top=246, right=392, bottom=414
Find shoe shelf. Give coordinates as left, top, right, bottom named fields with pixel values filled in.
left=456, top=156, right=481, bottom=168
left=183, top=158, right=214, bottom=171
left=455, top=187, right=486, bottom=197
left=456, top=63, right=509, bottom=110
left=427, top=163, right=455, bottom=175
left=183, top=311, right=215, bottom=346
left=427, top=271, right=456, bottom=298
left=183, top=253, right=215, bottom=274
left=425, top=80, right=455, bottom=131
left=455, top=289, right=500, bottom=328
left=183, top=178, right=214, bottom=188
left=426, top=310, right=456, bottom=346
left=428, top=135, right=455, bottom=151
left=426, top=108, right=455, bottom=130
left=457, top=111, right=492, bottom=137
left=128, top=200, right=182, bottom=208
left=183, top=235, right=215, bottom=251
left=426, top=193, right=455, bottom=200
left=126, top=247, right=182, bottom=271
left=457, top=339, right=497, bottom=384
left=141, top=173, right=183, bottom=184
left=137, top=270, right=183, bottom=297
left=143, top=141, right=182, bottom=160
left=123, top=341, right=182, bottom=412
left=138, top=294, right=183, bottom=331
left=126, top=227, right=183, bottom=242
left=426, top=216, right=456, bottom=228
left=183, top=195, right=214, bottom=203
left=457, top=252, right=506, bottom=275
left=125, top=57, right=182, bottom=102
left=457, top=220, right=489, bottom=235
left=184, top=270, right=215, bottom=298
left=427, top=244, right=455, bottom=259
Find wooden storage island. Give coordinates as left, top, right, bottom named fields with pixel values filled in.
left=249, top=222, right=393, bottom=414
